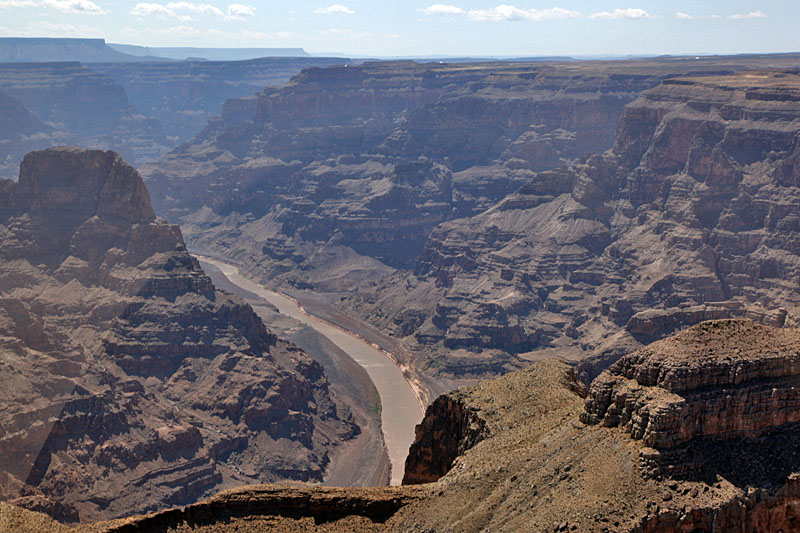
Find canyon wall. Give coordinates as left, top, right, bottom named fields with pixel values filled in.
left=91, top=57, right=348, bottom=144
left=0, top=62, right=169, bottom=178
left=351, top=69, right=800, bottom=379
left=144, top=59, right=697, bottom=286
left=143, top=57, right=800, bottom=387
left=0, top=148, right=357, bottom=523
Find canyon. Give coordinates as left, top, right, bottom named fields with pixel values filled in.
left=3, top=49, right=800, bottom=531
left=0, top=148, right=361, bottom=523
left=344, top=68, right=800, bottom=384
left=143, top=57, right=800, bottom=395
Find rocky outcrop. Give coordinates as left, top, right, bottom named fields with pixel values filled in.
left=350, top=69, right=800, bottom=379
left=580, top=319, right=800, bottom=531
left=583, top=320, right=800, bottom=448
left=402, top=393, right=488, bottom=485
left=0, top=148, right=357, bottom=523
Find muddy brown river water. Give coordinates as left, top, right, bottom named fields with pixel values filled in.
left=196, top=256, right=423, bottom=485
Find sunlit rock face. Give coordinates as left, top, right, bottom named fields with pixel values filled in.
left=347, top=70, right=800, bottom=380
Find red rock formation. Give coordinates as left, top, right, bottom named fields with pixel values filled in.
left=583, top=320, right=800, bottom=448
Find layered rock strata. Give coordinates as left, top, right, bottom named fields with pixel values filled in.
left=0, top=148, right=356, bottom=523
left=582, top=319, right=800, bottom=455
left=21, top=326, right=800, bottom=531
left=144, top=59, right=722, bottom=286
left=350, top=69, right=800, bottom=379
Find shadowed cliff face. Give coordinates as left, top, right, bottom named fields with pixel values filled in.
left=0, top=148, right=357, bottom=524
left=346, top=69, right=800, bottom=380
left=91, top=57, right=350, bottom=145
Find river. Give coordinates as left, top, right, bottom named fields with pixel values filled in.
left=195, top=256, right=424, bottom=486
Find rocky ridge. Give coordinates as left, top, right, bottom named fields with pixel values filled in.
left=349, top=69, right=800, bottom=379
left=58, top=320, right=800, bottom=532
left=583, top=320, right=800, bottom=457
left=0, top=148, right=357, bottom=523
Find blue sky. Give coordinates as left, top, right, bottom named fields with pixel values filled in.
left=0, top=1, right=795, bottom=57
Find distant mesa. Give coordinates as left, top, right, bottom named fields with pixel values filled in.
left=0, top=38, right=148, bottom=63
left=0, top=38, right=314, bottom=63
left=107, top=43, right=312, bottom=61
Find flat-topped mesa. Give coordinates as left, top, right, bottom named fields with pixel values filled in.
left=582, top=320, right=800, bottom=450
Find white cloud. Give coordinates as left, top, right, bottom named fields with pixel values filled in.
left=131, top=2, right=173, bottom=17
left=729, top=10, right=766, bottom=19
left=0, top=0, right=104, bottom=14
left=313, top=4, right=354, bottom=15
left=468, top=5, right=580, bottom=21
left=0, top=0, right=38, bottom=7
left=420, top=4, right=582, bottom=22
left=226, top=3, right=254, bottom=19
left=421, top=4, right=464, bottom=16
left=131, top=1, right=254, bottom=20
left=168, top=1, right=223, bottom=17
left=675, top=12, right=692, bottom=20
left=44, top=0, right=104, bottom=13
left=590, top=8, right=651, bottom=20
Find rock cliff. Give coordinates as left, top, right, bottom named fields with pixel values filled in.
left=583, top=319, right=800, bottom=451
left=65, top=322, right=800, bottom=532
left=351, top=69, right=800, bottom=379
left=0, top=148, right=357, bottom=523
left=92, top=58, right=349, bottom=145
left=143, top=59, right=705, bottom=285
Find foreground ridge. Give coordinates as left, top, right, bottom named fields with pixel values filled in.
left=59, top=320, right=800, bottom=532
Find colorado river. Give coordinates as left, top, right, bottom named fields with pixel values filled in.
left=195, top=256, right=424, bottom=485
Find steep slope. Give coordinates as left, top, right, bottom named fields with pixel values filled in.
left=69, top=320, right=800, bottom=532
left=0, top=148, right=357, bottom=523
left=349, top=69, right=800, bottom=379
left=0, top=93, right=56, bottom=179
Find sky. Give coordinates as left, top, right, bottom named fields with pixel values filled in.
left=0, top=1, right=797, bottom=57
